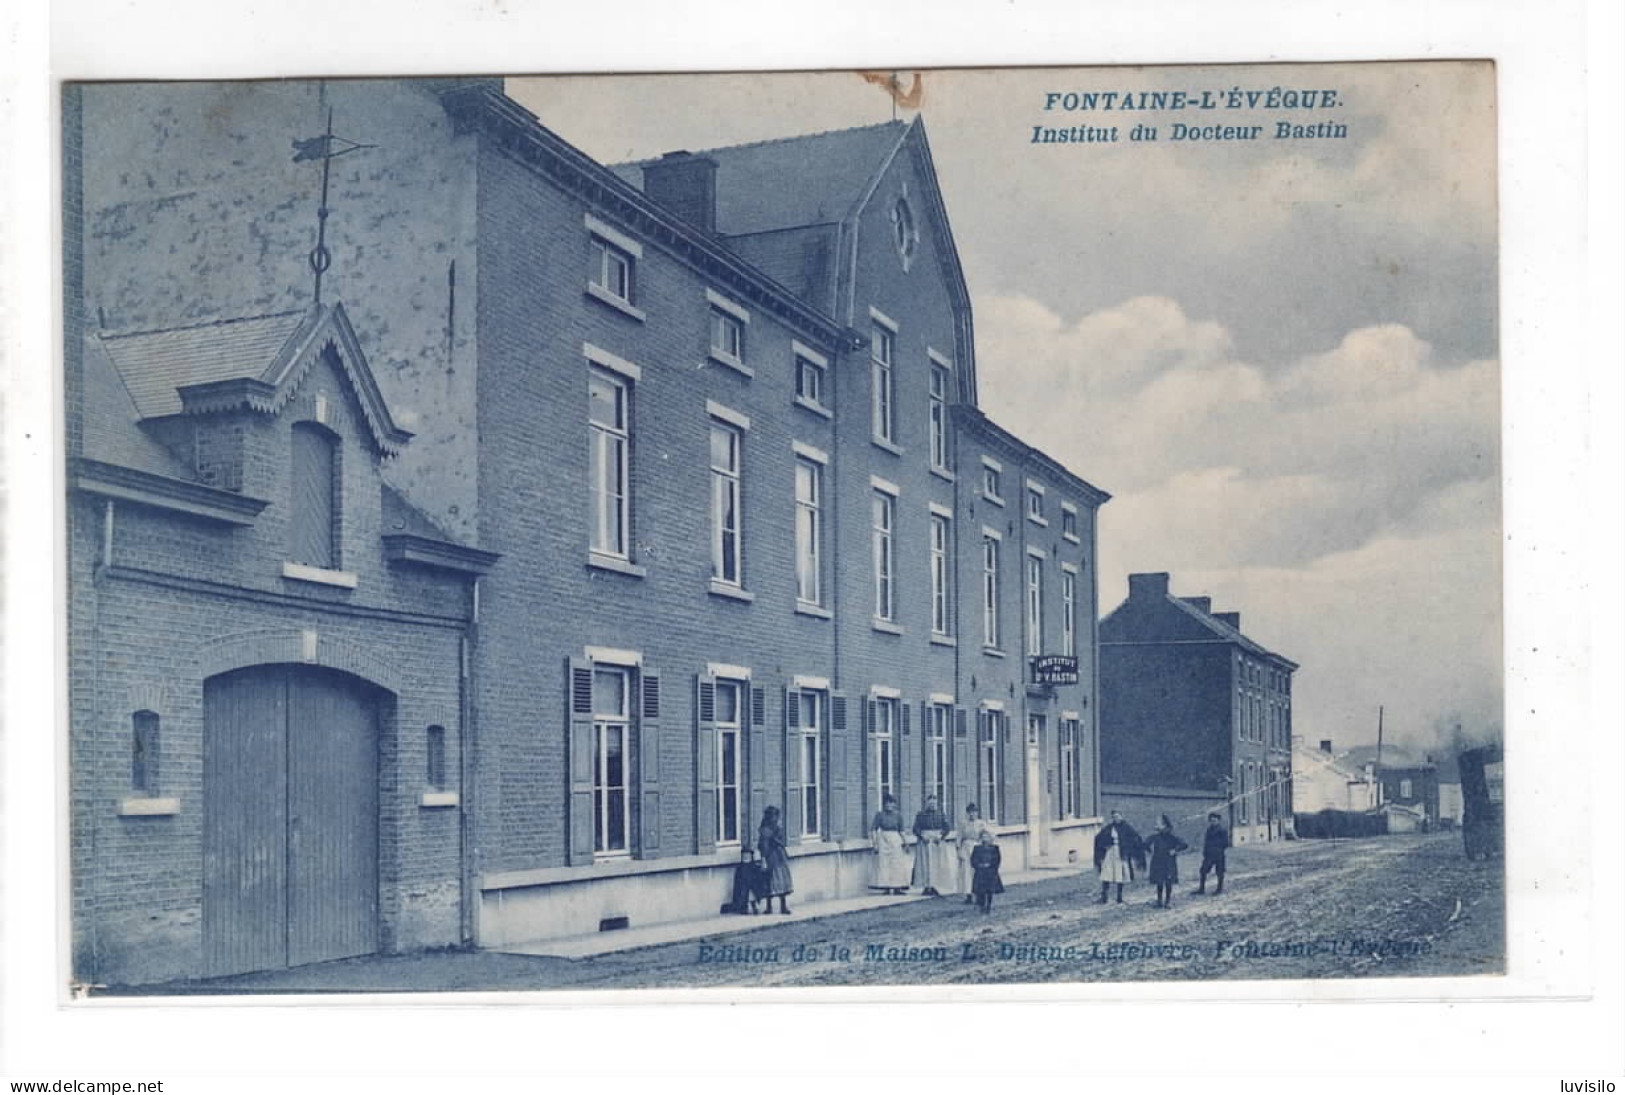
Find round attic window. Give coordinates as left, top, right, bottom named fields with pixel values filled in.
left=891, top=196, right=918, bottom=271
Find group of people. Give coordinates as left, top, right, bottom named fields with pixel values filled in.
left=1093, top=809, right=1230, bottom=908
left=870, top=795, right=1005, bottom=912
left=746, top=801, right=1231, bottom=920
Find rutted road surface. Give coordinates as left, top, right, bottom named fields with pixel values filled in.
left=112, top=832, right=1503, bottom=995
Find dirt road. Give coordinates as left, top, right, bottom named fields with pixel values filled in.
left=110, top=831, right=1503, bottom=995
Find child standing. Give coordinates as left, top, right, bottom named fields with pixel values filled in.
left=1144, top=814, right=1189, bottom=909
left=970, top=830, right=1004, bottom=914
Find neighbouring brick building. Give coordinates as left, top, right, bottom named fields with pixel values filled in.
left=66, top=77, right=1110, bottom=983
left=1098, top=572, right=1297, bottom=845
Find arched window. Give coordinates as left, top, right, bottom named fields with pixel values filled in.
left=132, top=710, right=160, bottom=795
left=291, top=422, right=339, bottom=569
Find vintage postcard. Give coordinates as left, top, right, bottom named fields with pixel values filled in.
left=61, top=61, right=1506, bottom=999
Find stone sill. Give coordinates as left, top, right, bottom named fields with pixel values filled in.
left=795, top=602, right=833, bottom=620
left=930, top=466, right=956, bottom=484
left=419, top=791, right=460, bottom=808
left=1063, top=532, right=1082, bottom=545
left=982, top=492, right=1005, bottom=507
left=871, top=436, right=904, bottom=458
left=981, top=646, right=1007, bottom=659
left=871, top=618, right=904, bottom=636
left=707, top=580, right=755, bottom=604
left=929, top=634, right=957, bottom=647
left=584, top=283, right=647, bottom=322
left=708, top=351, right=753, bottom=378
left=118, top=797, right=180, bottom=817
left=587, top=553, right=647, bottom=579
left=1028, top=515, right=1050, bottom=528
left=282, top=562, right=358, bottom=589
left=793, top=395, right=833, bottom=420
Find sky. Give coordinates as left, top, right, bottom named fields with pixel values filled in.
left=515, top=63, right=1502, bottom=754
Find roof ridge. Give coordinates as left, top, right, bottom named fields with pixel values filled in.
left=98, top=308, right=309, bottom=342
left=615, top=119, right=906, bottom=167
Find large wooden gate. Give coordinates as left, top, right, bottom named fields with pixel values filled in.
left=203, top=665, right=381, bottom=977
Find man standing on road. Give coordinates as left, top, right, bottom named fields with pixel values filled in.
left=1093, top=809, right=1144, bottom=904
left=1194, top=812, right=1230, bottom=896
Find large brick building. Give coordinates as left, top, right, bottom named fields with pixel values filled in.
left=66, top=77, right=1110, bottom=983
left=1098, top=572, right=1297, bottom=844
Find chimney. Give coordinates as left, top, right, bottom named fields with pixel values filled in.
left=1183, top=596, right=1212, bottom=614
left=1214, top=611, right=1241, bottom=630
left=643, top=151, right=718, bottom=233
left=1128, top=572, right=1170, bottom=601
left=1319, top=739, right=1333, bottom=754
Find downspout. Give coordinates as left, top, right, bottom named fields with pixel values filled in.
left=458, top=577, right=478, bottom=947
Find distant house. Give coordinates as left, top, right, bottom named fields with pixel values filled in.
left=1340, top=745, right=1441, bottom=828
left=1099, top=572, right=1297, bottom=845
left=1290, top=737, right=1378, bottom=814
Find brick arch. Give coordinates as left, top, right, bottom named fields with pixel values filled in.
left=195, top=628, right=403, bottom=696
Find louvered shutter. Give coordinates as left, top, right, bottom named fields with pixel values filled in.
left=953, top=706, right=970, bottom=821
left=899, top=700, right=913, bottom=808
left=567, top=658, right=595, bottom=865
left=638, top=668, right=662, bottom=856
left=749, top=685, right=767, bottom=843
left=863, top=697, right=876, bottom=814
left=695, top=674, right=718, bottom=854
left=784, top=687, right=802, bottom=841
left=828, top=692, right=848, bottom=841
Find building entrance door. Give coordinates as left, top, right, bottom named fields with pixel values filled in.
left=1026, top=715, right=1045, bottom=864
left=203, top=664, right=381, bottom=977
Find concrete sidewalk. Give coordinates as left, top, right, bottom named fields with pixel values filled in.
left=495, top=861, right=1085, bottom=959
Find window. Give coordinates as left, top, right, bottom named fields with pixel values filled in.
left=871, top=696, right=898, bottom=812
left=794, top=689, right=826, bottom=838
left=982, top=534, right=1001, bottom=648
left=872, top=489, right=896, bottom=621
left=1060, top=718, right=1080, bottom=819
left=1400, top=778, right=1413, bottom=800
left=1061, top=503, right=1079, bottom=541
left=871, top=323, right=895, bottom=444
left=1026, top=482, right=1046, bottom=524
left=710, top=421, right=742, bottom=585
left=716, top=680, right=745, bottom=845
left=1026, top=553, right=1044, bottom=657
left=929, top=362, right=950, bottom=470
left=291, top=422, right=339, bottom=569
left=590, top=235, right=634, bottom=304
left=981, top=458, right=1004, bottom=504
left=1238, top=765, right=1249, bottom=824
left=589, top=369, right=630, bottom=558
left=710, top=308, right=744, bottom=364
left=426, top=725, right=447, bottom=792
left=593, top=666, right=632, bottom=855
left=132, top=710, right=160, bottom=795
left=796, top=353, right=824, bottom=406
left=979, top=710, right=1001, bottom=823
left=929, top=511, right=952, bottom=636
left=795, top=457, right=824, bottom=605
left=926, top=703, right=950, bottom=809
left=1061, top=567, right=1077, bottom=657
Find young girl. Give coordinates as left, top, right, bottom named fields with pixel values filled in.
left=758, top=806, right=794, bottom=915
left=970, top=830, right=1004, bottom=914
left=1144, top=814, right=1189, bottom=909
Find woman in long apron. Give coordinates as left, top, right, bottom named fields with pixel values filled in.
left=870, top=794, right=912, bottom=894
left=911, top=795, right=954, bottom=897
left=758, top=806, right=794, bottom=915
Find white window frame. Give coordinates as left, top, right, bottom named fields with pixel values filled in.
left=588, top=365, right=632, bottom=560
left=928, top=357, right=951, bottom=471
left=1061, top=501, right=1081, bottom=543
left=709, top=415, right=744, bottom=587
left=795, top=453, right=825, bottom=607
left=982, top=529, right=1002, bottom=649
left=872, top=484, right=897, bottom=622
left=1026, top=479, right=1048, bottom=526
left=1060, top=563, right=1078, bottom=658
left=592, top=664, right=633, bottom=858
left=871, top=695, right=899, bottom=813
left=798, top=689, right=827, bottom=839
left=793, top=340, right=829, bottom=413
left=585, top=215, right=643, bottom=316
left=715, top=678, right=745, bottom=847
left=981, top=455, right=1004, bottom=506
left=1026, top=550, right=1045, bottom=657
left=706, top=290, right=751, bottom=375
left=978, top=707, right=1001, bottom=823
left=1060, top=717, right=1081, bottom=819
left=871, top=322, right=896, bottom=446
left=926, top=703, right=951, bottom=809
left=929, top=507, right=952, bottom=637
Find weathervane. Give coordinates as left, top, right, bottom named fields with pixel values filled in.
left=292, top=109, right=376, bottom=305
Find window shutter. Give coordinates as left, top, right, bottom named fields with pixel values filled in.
left=953, top=707, right=970, bottom=821
left=567, top=658, right=595, bottom=865
left=638, top=668, right=662, bottom=856
left=291, top=423, right=337, bottom=569
left=828, top=692, right=848, bottom=841
left=784, top=687, right=802, bottom=840
left=695, top=674, right=718, bottom=854
left=898, top=700, right=913, bottom=807
left=749, top=685, right=767, bottom=839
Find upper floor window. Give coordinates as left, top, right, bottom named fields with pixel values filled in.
left=929, top=361, right=950, bottom=470
left=796, top=353, right=824, bottom=406
left=872, top=488, right=897, bottom=622
left=795, top=455, right=825, bottom=606
left=982, top=533, right=1002, bottom=649
left=585, top=215, right=643, bottom=316
left=871, top=312, right=898, bottom=446
left=1026, top=552, right=1045, bottom=656
left=710, top=420, right=743, bottom=586
left=132, top=710, right=160, bottom=795
left=1061, top=503, right=1080, bottom=542
left=1061, top=566, right=1077, bottom=657
left=706, top=290, right=750, bottom=375
left=929, top=511, right=952, bottom=636
left=589, top=368, right=631, bottom=558
left=981, top=458, right=1004, bottom=506
left=1026, top=481, right=1047, bottom=525
left=291, top=422, right=339, bottom=570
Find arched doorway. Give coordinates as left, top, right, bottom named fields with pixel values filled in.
left=203, top=664, right=383, bottom=976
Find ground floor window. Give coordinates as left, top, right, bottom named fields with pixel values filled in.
left=926, top=703, right=950, bottom=808
left=593, top=666, right=631, bottom=855
left=978, top=709, right=1001, bottom=823
left=793, top=688, right=826, bottom=839
left=716, top=679, right=744, bottom=845
left=870, top=695, right=898, bottom=812
left=1059, top=717, right=1080, bottom=819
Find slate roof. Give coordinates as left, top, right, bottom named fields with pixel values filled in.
left=1340, top=744, right=1436, bottom=771
left=97, top=310, right=310, bottom=420
left=615, top=121, right=908, bottom=237
left=1164, top=595, right=1289, bottom=663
